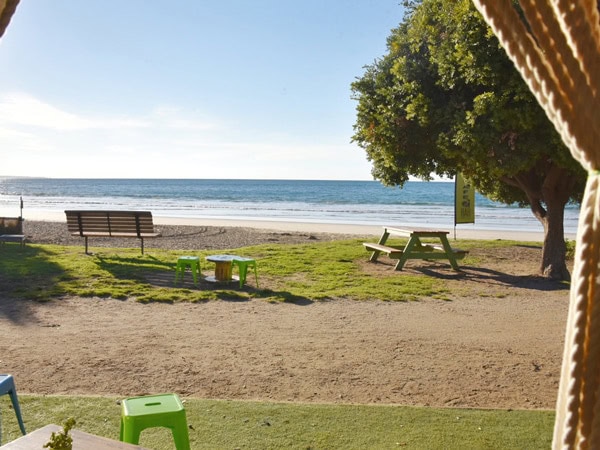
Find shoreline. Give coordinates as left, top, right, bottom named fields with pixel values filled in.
left=7, top=209, right=574, bottom=242
left=159, top=217, right=555, bottom=241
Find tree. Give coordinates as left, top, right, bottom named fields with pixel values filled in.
left=351, top=0, right=585, bottom=280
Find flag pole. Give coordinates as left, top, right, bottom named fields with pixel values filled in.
left=454, top=175, right=458, bottom=240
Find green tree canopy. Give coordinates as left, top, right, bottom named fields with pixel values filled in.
left=351, top=0, right=585, bottom=279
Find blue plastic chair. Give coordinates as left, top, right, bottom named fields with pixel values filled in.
left=0, top=375, right=26, bottom=441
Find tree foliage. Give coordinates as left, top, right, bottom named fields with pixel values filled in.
left=351, top=0, right=585, bottom=279
left=352, top=0, right=584, bottom=203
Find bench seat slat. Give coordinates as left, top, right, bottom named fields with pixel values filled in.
left=363, top=242, right=404, bottom=259
left=427, top=244, right=468, bottom=259
left=364, top=242, right=468, bottom=263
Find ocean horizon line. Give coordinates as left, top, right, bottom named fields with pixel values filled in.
left=0, top=175, right=453, bottom=183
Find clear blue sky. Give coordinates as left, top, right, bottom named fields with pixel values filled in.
left=0, top=1, right=404, bottom=180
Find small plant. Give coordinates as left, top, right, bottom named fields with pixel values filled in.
left=565, top=238, right=577, bottom=259
left=44, top=418, right=76, bottom=450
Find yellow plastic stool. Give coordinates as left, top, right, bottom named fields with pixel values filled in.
left=120, top=393, right=190, bottom=450
left=231, top=256, right=259, bottom=288
left=175, top=256, right=201, bottom=284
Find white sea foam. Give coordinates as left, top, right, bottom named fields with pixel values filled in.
left=0, top=178, right=580, bottom=235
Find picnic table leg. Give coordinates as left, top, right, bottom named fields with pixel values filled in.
left=369, top=229, right=390, bottom=262
left=439, top=235, right=460, bottom=270
left=394, top=236, right=420, bottom=270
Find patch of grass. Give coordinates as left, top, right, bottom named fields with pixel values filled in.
left=0, top=237, right=551, bottom=304
left=0, top=239, right=476, bottom=303
left=251, top=240, right=452, bottom=301
left=0, top=395, right=553, bottom=449
left=565, top=238, right=576, bottom=259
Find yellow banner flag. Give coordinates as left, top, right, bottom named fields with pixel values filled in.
left=455, top=173, right=475, bottom=224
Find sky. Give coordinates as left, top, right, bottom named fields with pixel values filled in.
left=0, top=1, right=405, bottom=180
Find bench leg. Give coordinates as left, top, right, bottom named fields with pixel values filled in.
left=370, top=230, right=390, bottom=262
left=141, top=238, right=145, bottom=255
left=369, top=250, right=382, bottom=262
left=85, top=236, right=89, bottom=255
left=394, top=236, right=420, bottom=271
left=439, top=236, right=460, bottom=270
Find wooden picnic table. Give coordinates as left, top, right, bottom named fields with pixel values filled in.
left=363, top=226, right=467, bottom=271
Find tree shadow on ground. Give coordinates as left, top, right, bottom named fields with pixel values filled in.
left=94, top=256, right=315, bottom=305
left=0, top=244, right=65, bottom=324
left=95, top=254, right=172, bottom=280
left=144, top=270, right=315, bottom=304
left=406, top=263, right=569, bottom=292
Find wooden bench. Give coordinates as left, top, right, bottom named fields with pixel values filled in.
left=65, top=210, right=160, bottom=254
left=425, top=244, right=468, bottom=259
left=0, top=216, right=25, bottom=246
left=362, top=242, right=404, bottom=259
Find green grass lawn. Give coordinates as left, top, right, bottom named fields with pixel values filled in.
left=0, top=237, right=525, bottom=303
left=0, top=395, right=553, bottom=449
left=0, top=239, right=556, bottom=448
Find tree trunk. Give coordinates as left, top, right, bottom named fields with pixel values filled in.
left=537, top=164, right=574, bottom=281
left=540, top=198, right=570, bottom=280
left=504, top=163, right=574, bottom=281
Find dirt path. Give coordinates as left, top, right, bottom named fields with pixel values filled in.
left=0, top=291, right=566, bottom=410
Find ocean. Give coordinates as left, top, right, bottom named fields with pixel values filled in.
left=0, top=177, right=581, bottom=234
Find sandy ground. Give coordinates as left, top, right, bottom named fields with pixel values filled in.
left=0, top=219, right=571, bottom=410
left=10, top=208, right=567, bottom=241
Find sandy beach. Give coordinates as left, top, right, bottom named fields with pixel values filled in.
left=9, top=207, right=570, bottom=242
left=156, top=217, right=555, bottom=241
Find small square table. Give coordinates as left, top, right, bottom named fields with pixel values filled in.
left=205, top=254, right=237, bottom=282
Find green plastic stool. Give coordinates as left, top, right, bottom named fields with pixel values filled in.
left=175, top=256, right=201, bottom=284
left=120, top=393, right=190, bottom=450
left=231, top=256, right=259, bottom=288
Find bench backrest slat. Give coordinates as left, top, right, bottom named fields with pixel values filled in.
left=65, top=210, right=155, bottom=237
left=0, top=217, right=24, bottom=234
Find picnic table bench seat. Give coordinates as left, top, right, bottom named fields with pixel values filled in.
left=65, top=210, right=160, bottom=254
left=425, top=244, right=468, bottom=259
left=362, top=242, right=404, bottom=259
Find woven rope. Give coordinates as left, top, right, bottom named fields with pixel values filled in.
left=554, top=0, right=600, bottom=99
left=520, top=0, right=597, bottom=163
left=563, top=175, right=600, bottom=447
left=472, top=1, right=586, bottom=165
left=552, top=0, right=600, bottom=168
left=471, top=1, right=600, bottom=448
left=0, top=0, right=20, bottom=39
